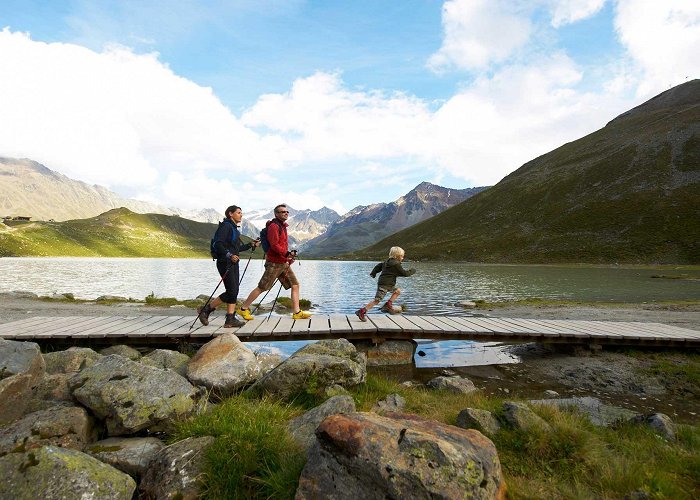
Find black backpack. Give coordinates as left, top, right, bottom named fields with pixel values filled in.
left=209, top=220, right=234, bottom=260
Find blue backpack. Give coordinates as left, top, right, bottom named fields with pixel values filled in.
left=210, top=220, right=235, bottom=260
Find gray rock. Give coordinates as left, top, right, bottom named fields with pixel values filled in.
left=247, top=339, right=366, bottom=398
left=529, top=396, right=636, bottom=426
left=0, top=374, right=34, bottom=425
left=0, top=406, right=96, bottom=456
left=139, top=436, right=215, bottom=500
left=70, top=355, right=204, bottom=435
left=254, top=351, right=282, bottom=376
left=427, top=375, right=478, bottom=394
left=320, top=384, right=350, bottom=398
left=99, top=344, right=141, bottom=360
left=456, top=408, right=501, bottom=436
left=0, top=446, right=136, bottom=499
left=371, top=393, right=406, bottom=414
left=629, top=413, right=676, bottom=440
left=0, top=339, right=45, bottom=383
left=543, top=390, right=560, bottom=398
left=43, top=347, right=101, bottom=374
left=141, top=349, right=190, bottom=376
left=187, top=333, right=261, bottom=394
left=502, top=401, right=552, bottom=432
left=357, top=340, right=416, bottom=366
left=95, top=295, right=128, bottom=302
left=296, top=412, right=505, bottom=499
left=288, top=395, right=356, bottom=450
left=87, top=436, right=164, bottom=479
left=456, top=300, right=477, bottom=308
left=26, top=373, right=76, bottom=413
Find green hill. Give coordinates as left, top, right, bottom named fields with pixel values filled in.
left=353, top=80, right=700, bottom=264
left=0, top=207, right=259, bottom=258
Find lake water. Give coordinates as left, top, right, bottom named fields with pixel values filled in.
left=1, top=257, right=699, bottom=366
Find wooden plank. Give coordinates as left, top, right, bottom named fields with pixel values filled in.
left=538, top=320, right=602, bottom=339
left=421, top=316, right=460, bottom=332
left=129, top=316, right=189, bottom=337
left=368, top=314, right=403, bottom=334
left=290, top=318, right=310, bottom=335
left=477, top=317, right=536, bottom=335
left=401, top=315, right=445, bottom=334
left=73, top=316, right=142, bottom=338
left=440, top=316, right=484, bottom=333
left=272, top=317, right=295, bottom=337
left=347, top=313, right=378, bottom=334
left=1, top=316, right=76, bottom=339
left=309, top=316, right=330, bottom=334
left=0, top=316, right=57, bottom=336
left=388, top=315, right=424, bottom=335
left=639, top=322, right=700, bottom=340
left=252, top=317, right=281, bottom=338
left=21, top=316, right=117, bottom=339
left=573, top=321, right=628, bottom=339
left=106, top=316, right=173, bottom=337
left=452, top=317, right=502, bottom=333
left=328, top=315, right=353, bottom=335
left=497, top=318, right=559, bottom=337
left=607, top=322, right=672, bottom=341
left=234, top=317, right=266, bottom=337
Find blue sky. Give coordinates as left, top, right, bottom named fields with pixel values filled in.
left=1, top=1, right=698, bottom=215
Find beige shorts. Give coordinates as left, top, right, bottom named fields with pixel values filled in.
left=258, top=261, right=299, bottom=291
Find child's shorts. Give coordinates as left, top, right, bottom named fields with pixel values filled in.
left=374, top=285, right=396, bottom=301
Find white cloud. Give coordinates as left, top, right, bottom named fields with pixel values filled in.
left=427, top=0, right=532, bottom=71
left=0, top=28, right=275, bottom=206
left=550, top=0, right=607, bottom=27
left=614, top=0, right=700, bottom=95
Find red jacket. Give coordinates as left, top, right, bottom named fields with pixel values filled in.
left=265, top=218, right=289, bottom=263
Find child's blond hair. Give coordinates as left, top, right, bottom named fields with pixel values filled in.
left=388, top=246, right=405, bottom=259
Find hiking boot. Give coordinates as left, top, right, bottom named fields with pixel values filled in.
left=380, top=302, right=400, bottom=314
left=292, top=310, right=312, bottom=320
left=196, top=304, right=214, bottom=326
left=224, top=313, right=245, bottom=328
left=238, top=308, right=254, bottom=321
left=355, top=308, right=367, bottom=322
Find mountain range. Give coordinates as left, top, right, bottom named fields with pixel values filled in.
left=302, top=182, right=487, bottom=256
left=354, top=79, right=700, bottom=264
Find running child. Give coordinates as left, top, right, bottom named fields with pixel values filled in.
left=355, top=246, right=416, bottom=321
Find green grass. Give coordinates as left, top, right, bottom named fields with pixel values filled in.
left=172, top=369, right=700, bottom=498
left=172, top=395, right=306, bottom=499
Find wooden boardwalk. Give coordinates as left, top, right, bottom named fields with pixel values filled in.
left=1, top=314, right=699, bottom=348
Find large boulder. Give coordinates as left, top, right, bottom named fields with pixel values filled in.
left=139, top=436, right=215, bottom=500
left=87, top=436, right=164, bottom=479
left=187, top=333, right=260, bottom=393
left=0, top=374, right=34, bottom=425
left=296, top=412, right=506, bottom=499
left=0, top=446, right=136, bottom=499
left=43, top=347, right=101, bottom=374
left=0, top=405, right=96, bottom=456
left=371, top=393, right=406, bottom=415
left=456, top=408, right=501, bottom=436
left=355, top=340, right=417, bottom=366
left=26, top=373, right=76, bottom=413
left=247, top=339, right=366, bottom=398
left=70, top=355, right=204, bottom=435
left=0, top=339, right=45, bottom=383
left=99, top=344, right=141, bottom=360
left=529, top=396, right=636, bottom=427
left=629, top=413, right=676, bottom=440
left=141, top=348, right=190, bottom=376
left=288, top=395, right=356, bottom=450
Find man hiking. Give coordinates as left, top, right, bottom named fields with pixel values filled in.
left=238, top=204, right=312, bottom=321
left=197, top=205, right=259, bottom=328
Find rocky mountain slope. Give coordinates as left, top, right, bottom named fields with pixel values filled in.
left=355, top=79, right=700, bottom=264
left=247, top=206, right=340, bottom=246
left=302, top=182, right=488, bottom=257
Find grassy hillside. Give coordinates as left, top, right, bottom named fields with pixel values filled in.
left=0, top=207, right=260, bottom=258
left=353, top=80, right=700, bottom=264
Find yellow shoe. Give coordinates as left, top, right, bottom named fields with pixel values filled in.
left=292, top=310, right=312, bottom=320
left=238, top=307, right=254, bottom=321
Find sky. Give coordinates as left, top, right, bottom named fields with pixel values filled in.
left=0, top=1, right=698, bottom=216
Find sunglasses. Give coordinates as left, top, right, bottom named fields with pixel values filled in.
left=276, top=210, right=289, bottom=214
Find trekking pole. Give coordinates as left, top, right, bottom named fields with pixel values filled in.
left=189, top=263, right=231, bottom=331
left=238, top=251, right=254, bottom=285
